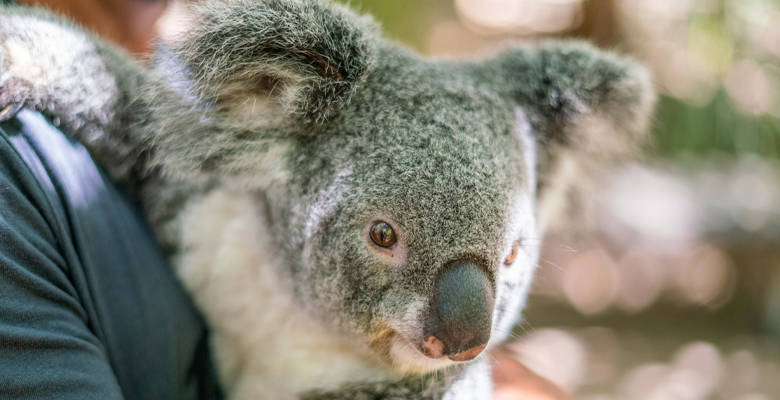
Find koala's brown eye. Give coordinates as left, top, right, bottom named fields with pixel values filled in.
left=369, top=221, right=396, bottom=248
left=504, top=242, right=519, bottom=266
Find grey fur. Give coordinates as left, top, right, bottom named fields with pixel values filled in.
left=300, top=373, right=453, bottom=400
left=0, top=1, right=655, bottom=398
left=176, top=0, right=378, bottom=122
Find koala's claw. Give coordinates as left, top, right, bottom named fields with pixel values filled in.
left=0, top=76, right=34, bottom=122
left=0, top=100, right=22, bottom=123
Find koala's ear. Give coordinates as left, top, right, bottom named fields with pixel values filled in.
left=489, top=42, right=655, bottom=231
left=172, top=0, right=378, bottom=123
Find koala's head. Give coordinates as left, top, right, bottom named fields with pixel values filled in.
left=163, top=0, right=653, bottom=373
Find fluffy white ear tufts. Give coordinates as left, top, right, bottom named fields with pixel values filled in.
left=493, top=41, right=656, bottom=232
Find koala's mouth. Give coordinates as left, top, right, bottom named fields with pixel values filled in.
left=387, top=335, right=457, bottom=373
left=421, top=336, right=487, bottom=362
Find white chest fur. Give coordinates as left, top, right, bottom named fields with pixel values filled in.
left=175, top=189, right=392, bottom=400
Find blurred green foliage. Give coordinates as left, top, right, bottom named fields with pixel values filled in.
left=655, top=93, right=780, bottom=160
left=335, top=0, right=435, bottom=50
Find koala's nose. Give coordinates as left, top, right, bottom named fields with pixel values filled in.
left=422, top=262, right=494, bottom=362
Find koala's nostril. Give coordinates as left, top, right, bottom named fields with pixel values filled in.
left=422, top=262, right=494, bottom=360
left=422, top=336, right=445, bottom=359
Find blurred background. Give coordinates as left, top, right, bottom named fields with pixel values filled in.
left=161, top=1, right=780, bottom=398
left=311, top=0, right=780, bottom=399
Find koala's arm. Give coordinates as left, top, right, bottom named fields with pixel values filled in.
left=0, top=5, right=160, bottom=180
left=300, top=360, right=490, bottom=400
left=300, top=382, right=437, bottom=400
left=299, top=375, right=450, bottom=400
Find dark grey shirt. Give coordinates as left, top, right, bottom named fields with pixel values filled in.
left=0, top=110, right=221, bottom=399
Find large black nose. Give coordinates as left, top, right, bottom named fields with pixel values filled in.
left=422, top=262, right=494, bottom=362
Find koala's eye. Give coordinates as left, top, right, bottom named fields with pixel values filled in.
left=369, top=221, right=396, bottom=248
left=504, top=242, right=519, bottom=266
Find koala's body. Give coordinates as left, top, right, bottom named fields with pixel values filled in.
left=0, top=1, right=654, bottom=399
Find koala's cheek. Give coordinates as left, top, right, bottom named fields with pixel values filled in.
left=490, top=253, right=539, bottom=344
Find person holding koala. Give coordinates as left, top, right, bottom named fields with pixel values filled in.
left=0, top=0, right=223, bottom=398
left=0, top=0, right=652, bottom=399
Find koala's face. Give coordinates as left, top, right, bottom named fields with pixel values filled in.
left=284, top=51, right=541, bottom=372
left=173, top=0, right=652, bottom=375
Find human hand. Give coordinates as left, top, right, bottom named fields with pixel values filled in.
left=491, top=350, right=571, bottom=400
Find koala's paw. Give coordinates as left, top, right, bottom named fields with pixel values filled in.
left=0, top=76, right=34, bottom=121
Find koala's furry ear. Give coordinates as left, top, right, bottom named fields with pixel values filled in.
left=173, top=0, right=378, bottom=123
left=489, top=42, right=655, bottom=231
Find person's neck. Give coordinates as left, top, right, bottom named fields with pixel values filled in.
left=16, top=0, right=165, bottom=56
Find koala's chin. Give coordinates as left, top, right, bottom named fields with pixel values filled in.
left=389, top=337, right=459, bottom=373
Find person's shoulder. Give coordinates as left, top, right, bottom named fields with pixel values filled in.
left=0, top=111, right=66, bottom=251
left=0, top=109, right=222, bottom=400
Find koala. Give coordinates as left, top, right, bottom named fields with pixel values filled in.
left=0, top=0, right=654, bottom=399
